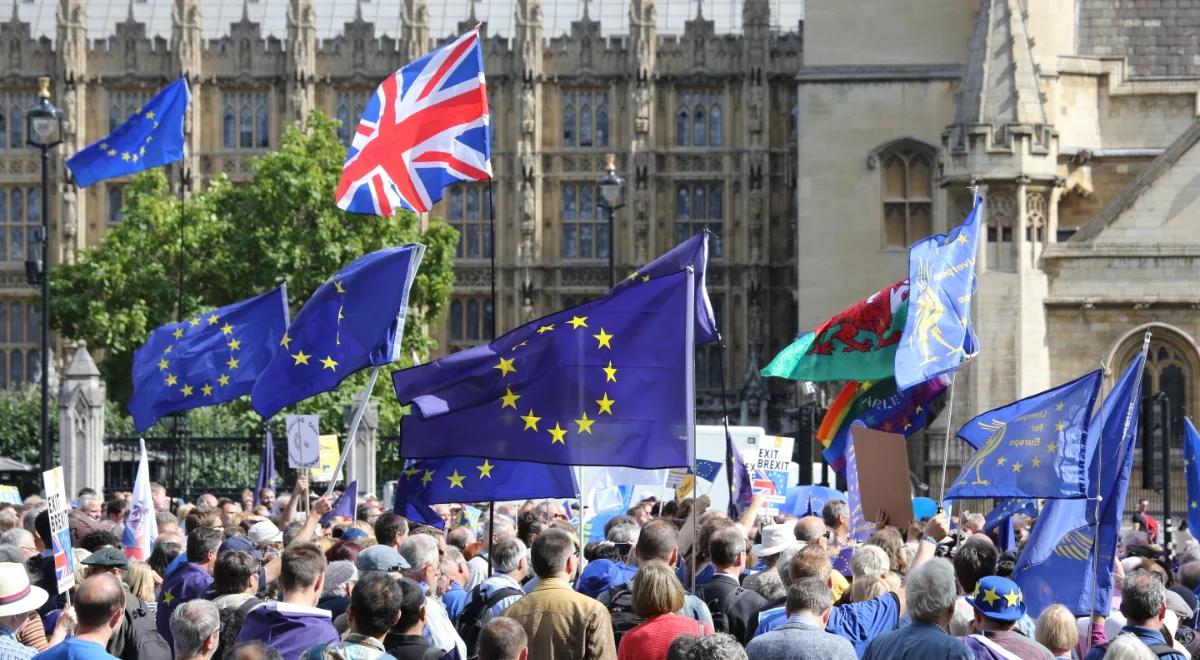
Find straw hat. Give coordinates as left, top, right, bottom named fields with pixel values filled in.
left=0, top=562, right=48, bottom=617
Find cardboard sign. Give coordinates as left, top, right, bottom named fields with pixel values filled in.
left=674, top=474, right=696, bottom=503
left=311, top=434, right=341, bottom=482
left=747, top=435, right=794, bottom=515
left=848, top=427, right=913, bottom=530
left=42, top=467, right=75, bottom=593
left=286, top=414, right=320, bottom=469
left=0, top=485, right=20, bottom=505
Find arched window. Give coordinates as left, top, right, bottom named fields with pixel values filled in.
left=108, top=186, right=124, bottom=225
left=336, top=105, right=349, bottom=143
left=10, top=303, right=22, bottom=343
left=9, top=351, right=20, bottom=386
left=561, top=184, right=605, bottom=259
left=709, top=104, right=723, bottom=147
left=239, top=99, right=253, bottom=148
left=676, top=108, right=690, bottom=147
left=562, top=103, right=576, bottom=147
left=676, top=183, right=724, bottom=257
left=223, top=107, right=236, bottom=148
left=9, top=189, right=22, bottom=262
left=875, top=140, right=935, bottom=249
left=693, top=105, right=706, bottom=147
left=466, top=300, right=480, bottom=340
left=676, top=186, right=690, bottom=219
left=256, top=98, right=269, bottom=148
left=449, top=300, right=463, bottom=341
left=579, top=102, right=593, bottom=147
left=0, top=111, right=6, bottom=149
left=595, top=100, right=609, bottom=147
left=445, top=185, right=490, bottom=259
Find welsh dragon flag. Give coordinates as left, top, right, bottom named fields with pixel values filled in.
left=762, top=279, right=908, bottom=382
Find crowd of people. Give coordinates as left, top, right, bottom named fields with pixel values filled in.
left=0, top=477, right=1192, bottom=660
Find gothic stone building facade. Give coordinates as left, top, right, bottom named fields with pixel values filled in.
left=0, top=0, right=801, bottom=429
left=798, top=0, right=1200, bottom=508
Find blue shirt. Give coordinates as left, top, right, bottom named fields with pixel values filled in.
left=31, top=638, right=119, bottom=660
left=756, top=592, right=901, bottom=657
left=862, top=620, right=971, bottom=660
left=1083, top=626, right=1187, bottom=660
left=442, top=582, right=468, bottom=623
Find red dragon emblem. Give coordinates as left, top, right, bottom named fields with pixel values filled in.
left=808, top=279, right=909, bottom=355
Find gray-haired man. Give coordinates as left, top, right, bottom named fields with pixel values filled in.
left=861, top=558, right=971, bottom=660
left=746, top=578, right=855, bottom=660
left=170, top=601, right=221, bottom=660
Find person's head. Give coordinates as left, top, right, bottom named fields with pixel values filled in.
left=849, top=575, right=889, bottom=603
left=347, top=571, right=401, bottom=639
left=530, top=528, right=577, bottom=579
left=1103, top=632, right=1159, bottom=660
left=322, top=560, right=358, bottom=598
left=666, top=634, right=699, bottom=660
left=709, top=526, right=747, bottom=572
left=150, top=483, right=170, bottom=512
left=962, top=514, right=986, bottom=535
left=850, top=544, right=890, bottom=581
left=793, top=516, right=829, bottom=547
left=79, top=494, right=102, bottom=520
left=187, top=526, right=224, bottom=567
left=785, top=576, right=834, bottom=624
left=280, top=542, right=327, bottom=603
left=125, top=561, right=156, bottom=602
left=0, top=529, right=37, bottom=561
left=156, top=511, right=180, bottom=536
left=821, top=500, right=849, bottom=533
left=905, top=558, right=958, bottom=626
left=218, top=500, right=242, bottom=527
left=229, top=641, right=283, bottom=660
left=953, top=537, right=998, bottom=595
left=79, top=530, right=120, bottom=554
left=76, top=573, right=127, bottom=635
left=258, top=488, right=276, bottom=509
left=197, top=493, right=218, bottom=509
left=1137, top=499, right=1150, bottom=513
left=788, top=545, right=832, bottom=585
left=492, top=536, right=529, bottom=581
left=632, top=560, right=685, bottom=618
left=170, top=599, right=220, bottom=660
left=446, top=526, right=475, bottom=553
left=1121, top=569, right=1168, bottom=628
left=214, top=550, right=258, bottom=597
left=627, top=503, right=652, bottom=527
left=483, top=513, right=516, bottom=545
left=967, top=575, right=1027, bottom=632
left=635, top=518, right=679, bottom=565
left=104, top=499, right=128, bottom=524
left=695, top=515, right=735, bottom=564
left=1035, top=604, right=1079, bottom=656
left=866, top=527, right=907, bottom=574
left=606, top=520, right=640, bottom=545
left=394, top=577, right=427, bottom=635
left=374, top=513, right=408, bottom=549
left=477, top=616, right=528, bottom=660
left=1179, top=561, right=1200, bottom=591
left=0, top=561, right=48, bottom=633
left=686, top=633, right=748, bottom=660
left=399, top=534, right=441, bottom=587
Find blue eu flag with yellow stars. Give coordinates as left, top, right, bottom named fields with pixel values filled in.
left=618, top=233, right=718, bottom=345
left=128, top=287, right=289, bottom=432
left=894, top=196, right=982, bottom=391
left=66, top=78, right=189, bottom=188
left=394, top=457, right=578, bottom=529
left=251, top=244, right=425, bottom=419
left=393, top=270, right=696, bottom=468
left=945, top=369, right=1102, bottom=500
left=1184, top=418, right=1200, bottom=538
left=1013, top=350, right=1147, bottom=617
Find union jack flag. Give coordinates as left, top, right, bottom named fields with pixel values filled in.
left=336, top=28, right=492, bottom=216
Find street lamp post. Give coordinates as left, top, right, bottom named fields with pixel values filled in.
left=595, top=153, right=625, bottom=288
left=25, top=77, right=63, bottom=474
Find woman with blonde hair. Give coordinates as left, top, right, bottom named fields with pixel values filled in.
left=125, top=561, right=159, bottom=617
left=849, top=575, right=889, bottom=603
left=1035, top=604, right=1079, bottom=660
left=617, top=560, right=712, bottom=660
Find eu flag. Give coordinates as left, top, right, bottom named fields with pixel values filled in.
left=251, top=244, right=425, bottom=419
left=983, top=498, right=1036, bottom=533
left=894, top=197, right=981, bottom=390
left=128, top=287, right=289, bottom=432
left=945, top=369, right=1102, bottom=500
left=393, top=270, right=696, bottom=468
left=253, top=430, right=276, bottom=507
left=322, top=480, right=357, bottom=525
left=1184, top=418, right=1200, bottom=538
left=394, top=457, right=577, bottom=529
left=67, top=78, right=189, bottom=188
left=694, top=460, right=722, bottom=482
left=1013, top=351, right=1147, bottom=617
left=618, top=233, right=718, bottom=345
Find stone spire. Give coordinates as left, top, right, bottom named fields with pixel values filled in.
left=949, top=0, right=1049, bottom=149
left=401, top=0, right=429, bottom=62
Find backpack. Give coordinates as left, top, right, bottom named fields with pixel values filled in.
left=602, top=584, right=644, bottom=646
left=697, top=584, right=751, bottom=636
left=117, top=599, right=171, bottom=660
left=1092, top=638, right=1178, bottom=658
left=456, top=584, right=523, bottom=658
left=215, top=597, right=262, bottom=660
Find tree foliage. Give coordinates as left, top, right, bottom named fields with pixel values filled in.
left=51, top=112, right=456, bottom=436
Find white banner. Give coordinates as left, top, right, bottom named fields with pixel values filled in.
left=42, top=467, right=75, bottom=593
left=286, top=414, right=320, bottom=469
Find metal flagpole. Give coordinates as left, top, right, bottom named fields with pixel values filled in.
left=322, top=365, right=381, bottom=499
left=485, top=179, right=497, bottom=576
left=937, top=373, right=959, bottom=505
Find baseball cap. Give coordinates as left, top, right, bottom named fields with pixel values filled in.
left=355, top=544, right=409, bottom=573
left=219, top=535, right=264, bottom=561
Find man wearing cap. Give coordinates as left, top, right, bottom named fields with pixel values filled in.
left=356, top=544, right=410, bottom=575
left=0, top=563, right=75, bottom=659
left=1084, top=570, right=1188, bottom=660
left=743, top=524, right=792, bottom=599
left=247, top=521, right=285, bottom=556
left=963, top=575, right=1053, bottom=659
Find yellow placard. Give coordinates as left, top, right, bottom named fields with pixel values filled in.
left=675, top=474, right=695, bottom=503
left=312, top=434, right=341, bottom=482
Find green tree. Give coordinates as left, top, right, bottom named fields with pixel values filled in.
left=52, top=112, right=456, bottom=436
